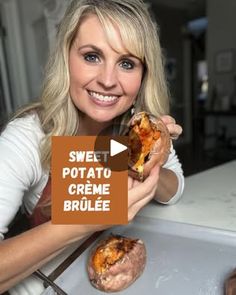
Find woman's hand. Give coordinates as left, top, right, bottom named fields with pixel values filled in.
left=160, top=115, right=182, bottom=140
left=127, top=164, right=160, bottom=221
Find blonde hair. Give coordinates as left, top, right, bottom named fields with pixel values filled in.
left=14, top=0, right=169, bottom=170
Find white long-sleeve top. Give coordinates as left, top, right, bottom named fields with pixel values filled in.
left=0, top=113, right=184, bottom=240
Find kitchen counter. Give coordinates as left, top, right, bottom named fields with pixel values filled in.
left=41, top=161, right=236, bottom=295
left=139, top=160, right=236, bottom=232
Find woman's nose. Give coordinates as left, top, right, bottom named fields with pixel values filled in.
left=97, top=64, right=118, bottom=89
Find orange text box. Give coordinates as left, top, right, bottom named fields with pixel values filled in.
left=51, top=136, right=128, bottom=224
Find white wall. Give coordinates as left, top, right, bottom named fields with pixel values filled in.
left=17, top=0, right=49, bottom=101
left=0, top=0, right=29, bottom=110
left=0, top=0, right=49, bottom=110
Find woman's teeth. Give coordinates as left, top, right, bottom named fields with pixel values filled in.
left=89, top=91, right=118, bottom=102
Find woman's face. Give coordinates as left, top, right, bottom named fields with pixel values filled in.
left=69, top=14, right=143, bottom=124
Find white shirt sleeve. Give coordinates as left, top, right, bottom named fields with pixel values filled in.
left=154, top=143, right=185, bottom=205
left=0, top=114, right=44, bottom=240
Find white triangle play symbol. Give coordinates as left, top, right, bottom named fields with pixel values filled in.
left=110, top=139, right=127, bottom=157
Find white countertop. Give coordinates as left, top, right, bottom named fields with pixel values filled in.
left=139, top=160, right=236, bottom=232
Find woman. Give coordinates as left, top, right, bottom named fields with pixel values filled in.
left=0, top=0, right=184, bottom=293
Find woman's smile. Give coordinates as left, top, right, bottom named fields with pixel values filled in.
left=87, top=90, right=120, bottom=106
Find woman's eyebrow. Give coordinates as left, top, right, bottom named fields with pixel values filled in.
left=120, top=53, right=140, bottom=60
left=78, top=44, right=103, bottom=55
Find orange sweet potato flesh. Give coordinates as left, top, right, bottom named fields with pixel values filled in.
left=92, top=236, right=137, bottom=274
left=129, top=114, right=161, bottom=170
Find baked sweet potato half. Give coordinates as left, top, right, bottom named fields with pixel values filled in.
left=127, top=111, right=170, bottom=181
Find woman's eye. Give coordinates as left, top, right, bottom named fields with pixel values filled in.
left=84, top=53, right=99, bottom=63
left=120, top=60, right=134, bottom=70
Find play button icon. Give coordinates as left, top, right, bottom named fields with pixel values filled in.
left=94, top=124, right=129, bottom=172
left=110, top=139, right=127, bottom=157
left=94, top=135, right=128, bottom=171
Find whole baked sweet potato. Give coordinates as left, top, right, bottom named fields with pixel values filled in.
left=87, top=235, right=146, bottom=292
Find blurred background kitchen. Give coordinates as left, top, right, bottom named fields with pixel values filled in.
left=0, top=0, right=235, bottom=176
